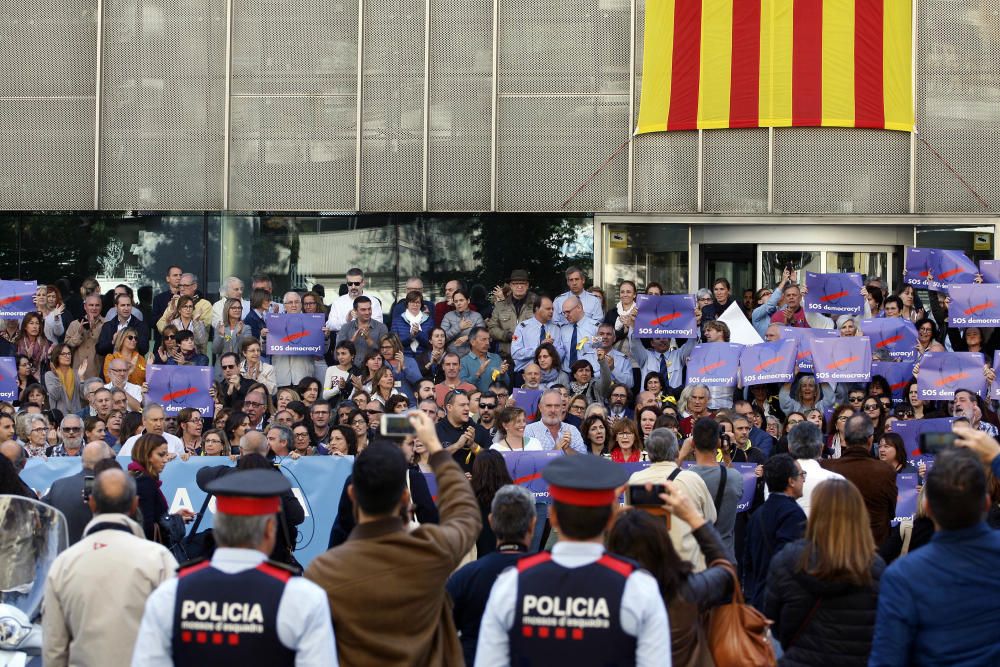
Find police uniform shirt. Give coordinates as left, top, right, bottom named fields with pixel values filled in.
left=132, top=547, right=338, bottom=667
left=556, top=319, right=599, bottom=374
left=629, top=328, right=696, bottom=390
left=553, top=291, right=604, bottom=328
left=604, top=348, right=634, bottom=389
left=510, top=318, right=565, bottom=371
left=474, top=541, right=670, bottom=667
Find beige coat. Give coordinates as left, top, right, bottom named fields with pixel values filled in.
left=487, top=292, right=538, bottom=355
left=628, top=461, right=718, bottom=572
left=305, top=451, right=481, bottom=666
left=42, top=513, right=177, bottom=667
left=64, top=318, right=103, bottom=380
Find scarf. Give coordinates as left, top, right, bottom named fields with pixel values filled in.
left=54, top=366, right=75, bottom=401
left=570, top=380, right=590, bottom=396
left=401, top=309, right=428, bottom=352
left=540, top=367, right=562, bottom=384
left=127, top=460, right=168, bottom=507
left=615, top=301, right=637, bottom=331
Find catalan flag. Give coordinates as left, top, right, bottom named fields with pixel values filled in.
left=636, top=0, right=913, bottom=133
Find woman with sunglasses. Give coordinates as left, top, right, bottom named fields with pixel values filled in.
left=159, top=294, right=208, bottom=354
left=861, top=398, right=887, bottom=447
left=103, top=327, right=146, bottom=385
left=826, top=405, right=855, bottom=459
left=152, top=324, right=179, bottom=365
left=213, top=297, right=251, bottom=365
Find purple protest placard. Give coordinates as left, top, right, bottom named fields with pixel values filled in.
left=739, top=340, right=797, bottom=386
left=512, top=388, right=543, bottom=422
left=804, top=272, right=864, bottom=315
left=979, top=260, right=1000, bottom=285
left=917, top=351, right=986, bottom=400
left=993, top=351, right=1000, bottom=400
left=687, top=343, right=743, bottom=386
left=892, top=473, right=919, bottom=526
left=871, top=360, right=916, bottom=402
left=811, top=337, right=872, bottom=383
left=859, top=318, right=918, bottom=362
left=733, top=462, right=759, bottom=513
left=905, top=248, right=932, bottom=288
left=779, top=326, right=840, bottom=372
left=634, top=294, right=697, bottom=339
left=422, top=472, right=438, bottom=501
left=502, top=450, right=565, bottom=503
left=947, top=283, right=1000, bottom=328
left=0, top=280, right=37, bottom=318
left=927, top=249, right=978, bottom=291
left=265, top=313, right=326, bottom=355
left=0, top=357, right=17, bottom=402
left=146, top=364, right=215, bottom=417
left=893, top=418, right=954, bottom=457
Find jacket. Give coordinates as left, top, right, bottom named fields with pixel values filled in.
left=305, top=450, right=481, bottom=666
left=743, top=493, right=806, bottom=610
left=41, top=470, right=94, bottom=544
left=44, top=370, right=84, bottom=416
left=821, top=446, right=897, bottom=545
left=765, top=539, right=884, bottom=666
left=41, top=513, right=177, bottom=667
left=487, top=292, right=538, bottom=355
left=327, top=467, right=440, bottom=548
left=63, top=317, right=103, bottom=380
left=95, top=316, right=150, bottom=357
left=391, top=309, right=434, bottom=357
left=441, top=309, right=486, bottom=357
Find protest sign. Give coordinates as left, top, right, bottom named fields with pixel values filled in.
left=687, top=343, right=743, bottom=386
left=634, top=294, right=697, bottom=338
left=0, top=280, right=37, bottom=318
left=804, top=272, right=864, bottom=315
left=859, top=318, right=919, bottom=362
left=893, top=418, right=954, bottom=457
left=739, top=339, right=797, bottom=386
left=0, top=357, right=16, bottom=401
left=927, top=249, right=978, bottom=291
left=993, top=351, right=1000, bottom=400
left=779, top=326, right=840, bottom=372
left=811, top=337, right=872, bottom=383
left=979, top=260, right=1000, bottom=285
left=904, top=248, right=932, bottom=288
left=917, top=352, right=986, bottom=400
left=871, top=360, right=916, bottom=402
left=733, top=463, right=759, bottom=513
left=146, top=364, right=215, bottom=417
left=892, top=473, right=920, bottom=526
left=266, top=312, right=326, bottom=355
left=502, top=451, right=566, bottom=503
left=947, top=283, right=1000, bottom=327
left=512, top=388, right=543, bottom=422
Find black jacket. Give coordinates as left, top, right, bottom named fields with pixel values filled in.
left=96, top=316, right=150, bottom=356
left=765, top=539, right=885, bottom=666
left=41, top=470, right=94, bottom=544
left=327, top=467, right=440, bottom=548
left=878, top=516, right=935, bottom=565
left=743, top=493, right=806, bottom=610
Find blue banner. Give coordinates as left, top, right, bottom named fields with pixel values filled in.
left=917, top=351, right=986, bottom=400
left=893, top=418, right=954, bottom=457
left=634, top=294, right=697, bottom=339
left=687, top=343, right=743, bottom=386
left=892, top=473, right=920, bottom=526
left=859, top=318, right=919, bottom=362
left=21, top=456, right=353, bottom=567
left=512, top=388, right=542, bottom=422
left=146, top=364, right=216, bottom=417
left=928, top=249, right=979, bottom=292
left=733, top=463, right=759, bottom=513
left=980, top=260, right=1000, bottom=285
left=739, top=339, right=798, bottom=386
left=993, top=351, right=1000, bottom=400
left=0, top=280, right=37, bottom=318
left=811, top=337, right=872, bottom=383
left=947, top=283, right=1000, bottom=328
left=905, top=248, right=932, bottom=288
left=871, top=360, right=916, bottom=402
left=804, top=272, right=864, bottom=315
left=266, top=313, right=326, bottom=355
left=503, top=450, right=565, bottom=503
left=0, top=356, right=17, bottom=401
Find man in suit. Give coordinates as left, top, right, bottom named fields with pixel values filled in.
left=96, top=292, right=150, bottom=357
left=151, top=265, right=183, bottom=330
left=42, top=441, right=116, bottom=544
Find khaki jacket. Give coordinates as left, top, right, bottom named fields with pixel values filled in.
left=487, top=291, right=538, bottom=355
left=305, top=451, right=481, bottom=666
left=42, top=513, right=177, bottom=667
left=64, top=317, right=103, bottom=380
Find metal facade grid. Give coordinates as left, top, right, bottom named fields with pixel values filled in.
left=702, top=129, right=769, bottom=214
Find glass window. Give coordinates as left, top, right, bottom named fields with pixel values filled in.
left=602, top=224, right=688, bottom=300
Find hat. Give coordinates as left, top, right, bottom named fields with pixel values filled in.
left=205, top=469, right=291, bottom=516
left=509, top=269, right=530, bottom=283
left=542, top=455, right=629, bottom=507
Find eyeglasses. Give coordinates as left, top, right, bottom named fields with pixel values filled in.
left=479, top=403, right=497, bottom=409
left=30, top=427, right=47, bottom=433
left=180, top=304, right=193, bottom=309
left=243, top=400, right=264, bottom=408
left=61, top=427, right=81, bottom=432
left=347, top=281, right=362, bottom=287
left=796, top=471, right=808, bottom=478
left=366, top=410, right=384, bottom=416
left=221, top=364, right=236, bottom=370
left=312, top=410, right=330, bottom=416
left=848, top=396, right=864, bottom=403
left=294, top=432, right=310, bottom=438
left=864, top=404, right=879, bottom=411
left=352, top=419, right=367, bottom=426
left=164, top=335, right=175, bottom=340
left=111, top=367, right=128, bottom=373
left=179, top=283, right=193, bottom=288
left=124, top=334, right=137, bottom=340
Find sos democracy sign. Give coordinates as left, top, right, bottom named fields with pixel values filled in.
left=424, top=450, right=565, bottom=504
left=804, top=272, right=863, bottom=315
left=21, top=456, right=353, bottom=568
left=859, top=318, right=918, bottom=361
left=0, top=280, right=37, bottom=318
left=0, top=357, right=17, bottom=401
left=635, top=294, right=697, bottom=338
left=871, top=360, right=916, bottom=402
left=739, top=340, right=797, bottom=386
left=266, top=313, right=326, bottom=355
left=512, top=388, right=542, bottom=422
left=917, top=352, right=986, bottom=400
left=893, top=418, right=954, bottom=457
left=928, top=249, right=979, bottom=291
left=811, top=337, right=872, bottom=383
left=779, top=326, right=840, bottom=372
left=687, top=343, right=743, bottom=386
left=947, top=283, right=1000, bottom=327
left=147, top=364, right=215, bottom=416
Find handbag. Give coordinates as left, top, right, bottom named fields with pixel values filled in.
left=154, top=513, right=190, bottom=563
left=705, top=559, right=777, bottom=667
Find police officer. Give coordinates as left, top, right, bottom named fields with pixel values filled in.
left=132, top=470, right=338, bottom=666
left=474, top=456, right=670, bottom=666
left=510, top=296, right=564, bottom=372
left=556, top=296, right=599, bottom=374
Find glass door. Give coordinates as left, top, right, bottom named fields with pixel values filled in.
left=758, top=245, right=896, bottom=291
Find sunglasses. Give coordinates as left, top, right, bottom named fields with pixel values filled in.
left=366, top=410, right=384, bottom=416
left=479, top=403, right=497, bottom=409
left=347, top=281, right=362, bottom=287
left=163, top=335, right=175, bottom=340
left=62, top=427, right=82, bottom=432
left=221, top=364, right=236, bottom=370
left=848, top=396, right=864, bottom=403
left=125, top=335, right=137, bottom=340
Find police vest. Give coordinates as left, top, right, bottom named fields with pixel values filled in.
left=508, top=551, right=637, bottom=667
left=171, top=561, right=296, bottom=667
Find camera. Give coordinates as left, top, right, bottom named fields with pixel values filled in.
left=919, top=432, right=956, bottom=455
left=82, top=475, right=95, bottom=504
left=380, top=412, right=416, bottom=439
left=627, top=484, right=666, bottom=507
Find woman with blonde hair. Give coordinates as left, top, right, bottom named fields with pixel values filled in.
left=103, top=326, right=146, bottom=385
left=765, top=479, right=885, bottom=665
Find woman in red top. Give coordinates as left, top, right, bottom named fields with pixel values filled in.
left=610, top=418, right=646, bottom=463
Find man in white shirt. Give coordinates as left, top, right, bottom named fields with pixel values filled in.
left=119, top=404, right=185, bottom=458
left=326, top=268, right=383, bottom=333
left=523, top=388, right=585, bottom=454
left=211, top=275, right=250, bottom=327
left=779, top=421, right=844, bottom=517
left=105, top=358, right=143, bottom=412
left=552, top=266, right=604, bottom=328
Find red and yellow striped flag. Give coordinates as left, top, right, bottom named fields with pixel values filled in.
left=636, top=0, right=913, bottom=133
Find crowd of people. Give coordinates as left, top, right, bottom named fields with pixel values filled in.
left=2, top=263, right=1000, bottom=666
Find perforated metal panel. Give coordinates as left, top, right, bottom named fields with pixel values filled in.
left=496, top=96, right=628, bottom=212
left=0, top=100, right=95, bottom=209
left=498, top=0, right=629, bottom=95
left=229, top=97, right=355, bottom=210
left=426, top=0, right=491, bottom=211
left=359, top=0, right=424, bottom=211
left=99, top=0, right=226, bottom=209
left=703, top=129, right=768, bottom=213
left=915, top=0, right=1000, bottom=213
left=773, top=128, right=909, bottom=214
